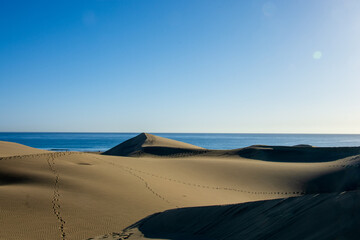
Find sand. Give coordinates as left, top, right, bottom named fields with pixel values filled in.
left=103, top=132, right=204, bottom=156
left=1, top=133, right=360, bottom=239
left=113, top=190, right=360, bottom=240
left=0, top=140, right=47, bottom=157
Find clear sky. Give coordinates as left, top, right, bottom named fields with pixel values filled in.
left=1, top=0, right=360, bottom=133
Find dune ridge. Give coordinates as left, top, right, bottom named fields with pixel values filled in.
left=103, top=133, right=360, bottom=163
left=102, top=133, right=205, bottom=157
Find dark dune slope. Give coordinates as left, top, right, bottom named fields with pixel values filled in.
left=121, top=190, right=360, bottom=240
left=236, top=145, right=360, bottom=162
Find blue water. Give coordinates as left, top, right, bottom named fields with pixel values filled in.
left=1, top=132, right=360, bottom=152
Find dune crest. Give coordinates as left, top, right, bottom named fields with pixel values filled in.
left=103, top=133, right=204, bottom=157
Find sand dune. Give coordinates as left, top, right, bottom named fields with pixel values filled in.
left=103, top=133, right=204, bottom=157
left=1, top=134, right=360, bottom=239
left=0, top=140, right=47, bottom=157
left=236, top=145, right=360, bottom=162
left=103, top=133, right=360, bottom=161
left=112, top=190, right=360, bottom=240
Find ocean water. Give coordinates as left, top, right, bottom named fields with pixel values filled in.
left=1, top=132, right=360, bottom=152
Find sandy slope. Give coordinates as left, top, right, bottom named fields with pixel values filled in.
left=1, top=134, right=360, bottom=239
left=112, top=190, right=360, bottom=240
left=103, top=133, right=204, bottom=156
left=0, top=141, right=47, bottom=157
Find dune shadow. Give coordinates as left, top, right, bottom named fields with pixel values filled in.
left=236, top=146, right=360, bottom=162
left=0, top=168, right=46, bottom=186
left=140, top=147, right=209, bottom=157
left=305, top=167, right=360, bottom=193
left=123, top=191, right=360, bottom=240
left=0, top=168, right=33, bottom=185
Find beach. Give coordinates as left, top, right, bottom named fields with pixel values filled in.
left=1, top=133, right=360, bottom=239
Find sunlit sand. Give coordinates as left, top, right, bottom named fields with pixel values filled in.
left=1, top=133, right=360, bottom=239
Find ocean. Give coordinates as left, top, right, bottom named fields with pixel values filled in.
left=1, top=132, right=360, bottom=152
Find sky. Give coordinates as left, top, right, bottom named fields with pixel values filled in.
left=1, top=0, right=360, bottom=133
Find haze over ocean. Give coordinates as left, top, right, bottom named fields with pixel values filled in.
left=1, top=132, right=360, bottom=152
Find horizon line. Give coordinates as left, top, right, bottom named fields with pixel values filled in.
left=1, top=131, right=360, bottom=135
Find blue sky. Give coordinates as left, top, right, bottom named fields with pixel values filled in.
left=1, top=0, right=360, bottom=133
